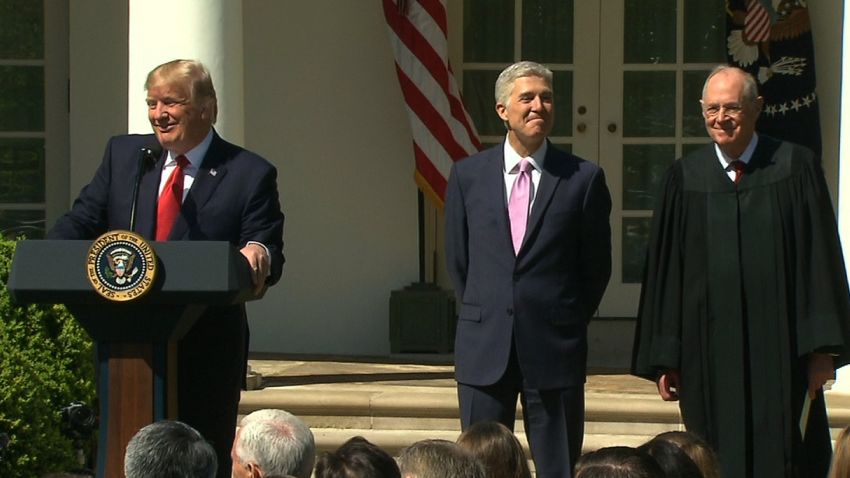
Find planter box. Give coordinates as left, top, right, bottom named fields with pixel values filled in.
left=389, top=282, right=456, bottom=353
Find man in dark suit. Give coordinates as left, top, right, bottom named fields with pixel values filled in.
left=48, top=59, right=284, bottom=477
left=445, top=61, right=612, bottom=478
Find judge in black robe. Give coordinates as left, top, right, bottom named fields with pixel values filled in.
left=632, top=65, right=850, bottom=478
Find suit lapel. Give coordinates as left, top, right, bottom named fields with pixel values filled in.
left=136, top=152, right=165, bottom=239
left=525, top=165, right=558, bottom=243
left=168, top=133, right=229, bottom=240
left=486, top=146, right=515, bottom=255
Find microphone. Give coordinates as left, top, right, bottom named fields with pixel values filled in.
left=128, top=144, right=162, bottom=231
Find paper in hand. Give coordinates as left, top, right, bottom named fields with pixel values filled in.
left=799, top=391, right=812, bottom=439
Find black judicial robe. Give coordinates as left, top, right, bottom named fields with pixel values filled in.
left=632, top=136, right=850, bottom=478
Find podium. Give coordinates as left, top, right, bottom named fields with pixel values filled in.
left=6, top=239, right=254, bottom=477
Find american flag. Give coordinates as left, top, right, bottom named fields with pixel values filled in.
left=382, top=0, right=482, bottom=206
left=744, top=0, right=771, bottom=43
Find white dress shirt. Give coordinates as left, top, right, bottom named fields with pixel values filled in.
left=713, top=133, right=758, bottom=181
left=158, top=129, right=214, bottom=199
left=503, top=137, right=546, bottom=208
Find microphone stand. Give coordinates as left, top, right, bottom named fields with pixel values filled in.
left=129, top=146, right=160, bottom=231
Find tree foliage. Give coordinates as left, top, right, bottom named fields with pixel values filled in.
left=0, top=239, right=96, bottom=476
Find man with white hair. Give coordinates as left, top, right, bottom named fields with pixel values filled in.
left=231, top=409, right=315, bottom=478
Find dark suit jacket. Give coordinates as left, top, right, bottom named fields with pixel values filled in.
left=445, top=141, right=611, bottom=389
left=48, top=131, right=284, bottom=283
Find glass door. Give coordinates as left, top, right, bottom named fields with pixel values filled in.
left=596, top=0, right=725, bottom=317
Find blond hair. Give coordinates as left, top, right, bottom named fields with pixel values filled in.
left=145, top=59, right=218, bottom=123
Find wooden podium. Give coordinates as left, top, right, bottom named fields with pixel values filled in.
left=6, top=239, right=254, bottom=477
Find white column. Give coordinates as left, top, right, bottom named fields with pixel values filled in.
left=832, top=0, right=850, bottom=393
left=127, top=0, right=244, bottom=144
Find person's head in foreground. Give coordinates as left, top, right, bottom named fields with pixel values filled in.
left=574, top=446, right=664, bottom=478
left=397, top=439, right=485, bottom=478
left=124, top=420, right=217, bottom=478
left=231, top=409, right=316, bottom=478
left=314, top=436, right=401, bottom=478
left=456, top=421, right=531, bottom=478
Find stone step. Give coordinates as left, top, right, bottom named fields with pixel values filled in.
left=238, top=382, right=685, bottom=457
left=239, top=359, right=850, bottom=457
left=239, top=388, right=683, bottom=430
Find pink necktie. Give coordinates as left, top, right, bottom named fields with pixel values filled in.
left=509, top=159, right=532, bottom=255
left=156, top=155, right=189, bottom=241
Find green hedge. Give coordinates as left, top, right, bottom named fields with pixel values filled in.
left=0, top=239, right=96, bottom=476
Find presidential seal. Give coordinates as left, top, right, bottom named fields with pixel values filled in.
left=86, top=230, right=157, bottom=301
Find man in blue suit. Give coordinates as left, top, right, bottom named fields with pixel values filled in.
left=445, top=61, right=611, bottom=478
left=48, top=59, right=284, bottom=477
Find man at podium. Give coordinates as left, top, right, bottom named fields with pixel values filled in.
left=48, top=59, right=285, bottom=476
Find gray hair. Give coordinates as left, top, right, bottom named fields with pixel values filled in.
left=124, top=420, right=216, bottom=478
left=235, top=409, right=316, bottom=478
left=495, top=61, right=553, bottom=107
left=701, top=65, right=760, bottom=104
left=398, top=439, right=485, bottom=478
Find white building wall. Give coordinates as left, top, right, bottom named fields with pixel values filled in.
left=241, top=1, right=418, bottom=354
left=810, top=1, right=844, bottom=200
left=67, top=1, right=418, bottom=356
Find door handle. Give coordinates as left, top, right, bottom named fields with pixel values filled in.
left=607, top=123, right=617, bottom=133
left=576, top=123, right=586, bottom=133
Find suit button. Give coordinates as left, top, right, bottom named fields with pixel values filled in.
left=507, top=308, right=514, bottom=316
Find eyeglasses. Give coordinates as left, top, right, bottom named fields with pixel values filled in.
left=701, top=103, right=745, bottom=119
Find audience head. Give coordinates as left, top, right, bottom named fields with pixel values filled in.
left=651, top=431, right=720, bottom=478
left=124, top=420, right=217, bottom=478
left=456, top=421, right=532, bottom=478
left=314, top=436, right=401, bottom=478
left=829, top=425, right=850, bottom=478
left=574, top=446, right=664, bottom=478
left=398, top=439, right=485, bottom=478
left=231, top=409, right=316, bottom=478
left=638, top=438, right=703, bottom=478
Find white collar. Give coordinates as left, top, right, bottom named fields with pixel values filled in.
left=714, top=132, right=758, bottom=170
left=165, top=129, right=214, bottom=169
left=503, top=137, right=547, bottom=173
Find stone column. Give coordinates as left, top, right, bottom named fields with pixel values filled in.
left=126, top=0, right=244, bottom=144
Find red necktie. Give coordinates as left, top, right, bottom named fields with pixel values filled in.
left=732, top=161, right=745, bottom=184
left=156, top=155, right=189, bottom=241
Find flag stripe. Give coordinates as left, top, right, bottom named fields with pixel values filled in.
left=414, top=142, right=448, bottom=201
left=388, top=38, right=479, bottom=154
left=745, top=0, right=771, bottom=43
left=385, top=1, right=480, bottom=152
left=383, top=0, right=481, bottom=203
left=408, top=106, right=455, bottom=180
left=396, top=65, right=471, bottom=161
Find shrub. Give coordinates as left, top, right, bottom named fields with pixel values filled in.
left=0, top=239, right=96, bottom=477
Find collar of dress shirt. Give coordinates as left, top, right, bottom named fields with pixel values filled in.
left=713, top=132, right=758, bottom=171
left=165, top=128, right=214, bottom=172
left=503, top=136, right=547, bottom=173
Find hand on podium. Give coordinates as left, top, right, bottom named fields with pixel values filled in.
left=240, top=243, right=270, bottom=296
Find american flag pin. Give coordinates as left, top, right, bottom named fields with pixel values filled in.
left=210, top=169, right=217, bottom=176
